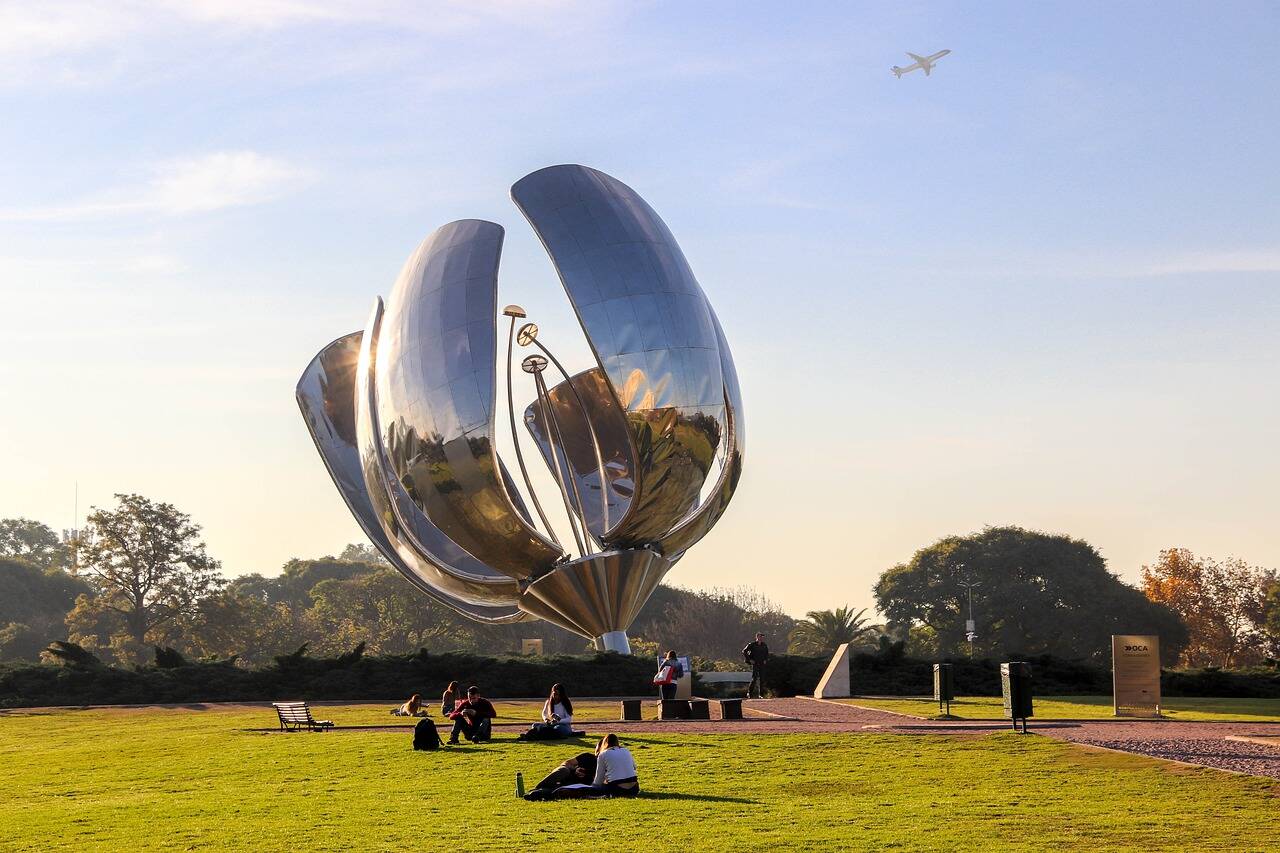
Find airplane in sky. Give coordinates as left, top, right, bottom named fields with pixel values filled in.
left=891, top=49, right=951, bottom=78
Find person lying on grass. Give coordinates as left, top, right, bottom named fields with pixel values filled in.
left=528, top=734, right=640, bottom=800
left=391, top=693, right=427, bottom=717
left=447, top=686, right=496, bottom=744
left=523, top=751, right=599, bottom=800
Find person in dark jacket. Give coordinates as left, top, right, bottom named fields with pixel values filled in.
left=743, top=633, right=769, bottom=698
left=657, top=650, right=683, bottom=700
left=524, top=751, right=599, bottom=799
left=447, top=686, right=496, bottom=744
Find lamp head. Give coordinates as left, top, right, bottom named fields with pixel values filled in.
left=516, top=322, right=539, bottom=346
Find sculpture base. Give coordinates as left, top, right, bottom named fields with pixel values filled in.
left=595, top=630, right=631, bottom=655
left=518, top=548, right=671, bottom=649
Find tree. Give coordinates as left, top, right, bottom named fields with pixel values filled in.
left=637, top=586, right=798, bottom=660
left=67, top=494, right=224, bottom=662
left=1141, top=549, right=1273, bottom=667
left=787, top=606, right=877, bottom=656
left=0, top=518, right=69, bottom=569
left=875, top=526, right=1188, bottom=664
left=0, top=557, right=91, bottom=661
left=1261, top=576, right=1280, bottom=660
left=338, top=542, right=389, bottom=565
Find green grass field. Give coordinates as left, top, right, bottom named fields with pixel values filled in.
left=839, top=695, right=1280, bottom=722
left=265, top=699, right=664, bottom=727
left=1, top=703, right=1277, bottom=851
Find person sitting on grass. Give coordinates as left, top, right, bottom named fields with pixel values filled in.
left=391, top=693, right=425, bottom=717
left=589, top=733, right=639, bottom=797
left=447, top=686, right=496, bottom=744
left=523, top=751, right=598, bottom=800
left=540, top=683, right=574, bottom=736
left=518, top=682, right=577, bottom=740
left=441, top=680, right=459, bottom=717
left=546, top=734, right=639, bottom=799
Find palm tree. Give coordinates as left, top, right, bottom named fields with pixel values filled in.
left=787, top=606, right=877, bottom=656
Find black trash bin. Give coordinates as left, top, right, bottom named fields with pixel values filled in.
left=1001, top=661, right=1033, bottom=732
left=719, top=698, right=743, bottom=720
left=689, top=699, right=710, bottom=720
left=933, top=663, right=955, bottom=714
left=620, top=699, right=642, bottom=721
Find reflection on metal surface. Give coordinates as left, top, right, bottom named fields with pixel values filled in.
left=374, top=220, right=560, bottom=579
left=297, top=165, right=744, bottom=650
left=511, top=165, right=730, bottom=547
left=522, top=549, right=672, bottom=640
left=525, top=367, right=635, bottom=541
left=297, top=329, right=529, bottom=623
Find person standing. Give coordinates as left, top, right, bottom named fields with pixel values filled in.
left=656, top=650, right=683, bottom=701
left=743, top=632, right=769, bottom=699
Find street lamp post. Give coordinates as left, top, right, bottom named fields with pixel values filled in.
left=956, top=566, right=980, bottom=660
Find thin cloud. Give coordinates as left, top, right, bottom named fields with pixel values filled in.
left=0, top=151, right=311, bottom=222
left=1141, top=251, right=1280, bottom=276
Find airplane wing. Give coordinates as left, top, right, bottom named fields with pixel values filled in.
left=907, top=52, right=926, bottom=62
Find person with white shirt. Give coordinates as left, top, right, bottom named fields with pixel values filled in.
left=589, top=733, right=639, bottom=797
left=541, top=683, right=574, bottom=737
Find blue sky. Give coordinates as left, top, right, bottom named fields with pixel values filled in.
left=1, top=1, right=1277, bottom=618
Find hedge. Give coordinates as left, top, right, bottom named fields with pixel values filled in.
left=2, top=648, right=1276, bottom=708
left=0, top=647, right=657, bottom=708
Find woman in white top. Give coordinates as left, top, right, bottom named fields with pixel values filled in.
left=590, top=733, right=639, bottom=797
left=541, top=683, right=574, bottom=736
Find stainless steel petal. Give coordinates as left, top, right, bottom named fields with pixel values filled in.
left=297, top=329, right=527, bottom=623
left=511, top=165, right=727, bottom=547
left=523, top=367, right=636, bottom=542
left=656, top=306, right=744, bottom=556
left=375, top=219, right=562, bottom=578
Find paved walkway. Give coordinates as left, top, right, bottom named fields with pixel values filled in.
left=597, top=698, right=1280, bottom=780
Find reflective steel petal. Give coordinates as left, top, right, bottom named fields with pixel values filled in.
left=523, top=366, right=636, bottom=541
left=512, top=165, right=727, bottom=546
left=657, top=306, right=744, bottom=556
left=375, top=219, right=562, bottom=578
left=297, top=329, right=528, bottom=623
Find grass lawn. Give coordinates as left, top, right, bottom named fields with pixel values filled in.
left=838, top=695, right=1280, bottom=722
left=1, top=704, right=1277, bottom=851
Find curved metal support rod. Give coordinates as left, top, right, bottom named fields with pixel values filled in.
left=531, top=337, right=611, bottom=542
left=506, top=314, right=562, bottom=550
left=534, top=370, right=588, bottom=558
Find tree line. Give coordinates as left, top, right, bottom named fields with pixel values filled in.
left=3, top=501, right=1278, bottom=670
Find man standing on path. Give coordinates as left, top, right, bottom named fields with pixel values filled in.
left=743, top=633, right=769, bottom=699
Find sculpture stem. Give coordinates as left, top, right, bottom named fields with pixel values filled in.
left=534, top=370, right=587, bottom=557
left=505, top=314, right=561, bottom=550
left=531, top=338, right=611, bottom=543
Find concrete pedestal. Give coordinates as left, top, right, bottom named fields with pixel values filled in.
left=813, top=642, right=852, bottom=698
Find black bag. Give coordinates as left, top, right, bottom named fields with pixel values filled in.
left=413, top=717, right=441, bottom=750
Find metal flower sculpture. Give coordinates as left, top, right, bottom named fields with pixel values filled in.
left=297, top=165, right=743, bottom=653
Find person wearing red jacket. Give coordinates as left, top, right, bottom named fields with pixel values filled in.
left=447, top=686, right=496, bottom=744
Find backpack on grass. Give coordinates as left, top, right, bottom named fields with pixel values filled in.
left=413, top=717, right=441, bottom=750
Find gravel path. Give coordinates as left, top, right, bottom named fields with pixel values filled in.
left=732, top=699, right=1280, bottom=780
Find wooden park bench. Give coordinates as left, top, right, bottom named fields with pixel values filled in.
left=272, top=701, right=335, bottom=732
